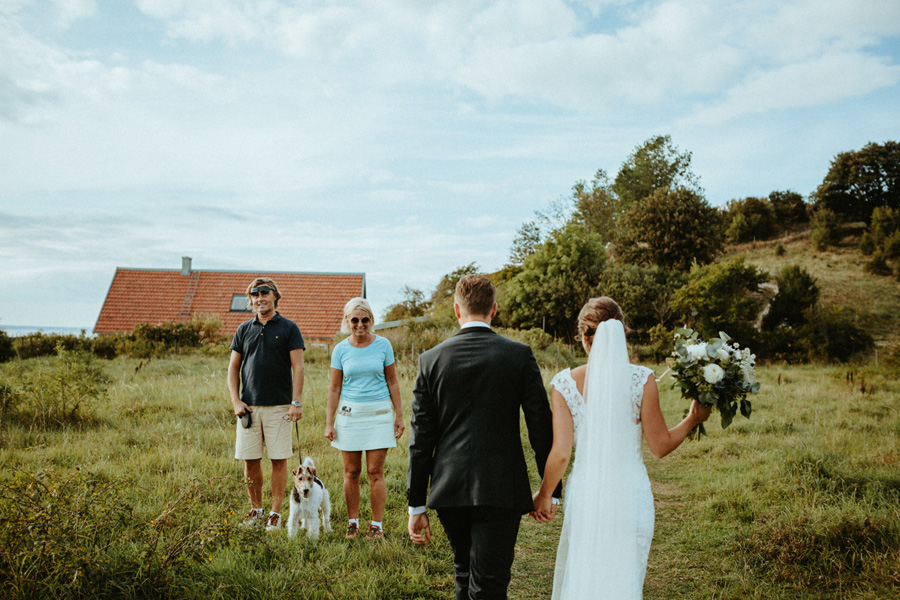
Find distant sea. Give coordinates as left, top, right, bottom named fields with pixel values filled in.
left=0, top=325, right=94, bottom=337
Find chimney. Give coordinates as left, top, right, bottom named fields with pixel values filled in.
left=181, top=256, right=192, bottom=276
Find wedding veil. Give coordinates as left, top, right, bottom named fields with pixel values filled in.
left=557, top=318, right=644, bottom=599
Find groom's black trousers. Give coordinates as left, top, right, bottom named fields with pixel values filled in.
left=436, top=506, right=522, bottom=600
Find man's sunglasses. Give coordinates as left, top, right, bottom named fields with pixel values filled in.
left=250, top=286, right=274, bottom=296
left=350, top=317, right=371, bottom=325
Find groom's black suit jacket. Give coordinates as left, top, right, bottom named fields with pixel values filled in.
left=407, top=326, right=557, bottom=512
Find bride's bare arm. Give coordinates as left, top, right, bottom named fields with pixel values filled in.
left=533, top=388, right=574, bottom=519
left=640, top=376, right=711, bottom=458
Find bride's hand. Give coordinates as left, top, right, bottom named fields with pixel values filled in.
left=532, top=490, right=555, bottom=522
left=688, top=399, right=713, bottom=423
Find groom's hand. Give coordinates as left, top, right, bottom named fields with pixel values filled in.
left=531, top=491, right=557, bottom=523
left=408, top=513, right=432, bottom=546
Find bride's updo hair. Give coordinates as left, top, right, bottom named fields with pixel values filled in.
left=577, top=297, right=628, bottom=345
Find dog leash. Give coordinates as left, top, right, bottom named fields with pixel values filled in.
left=293, top=419, right=304, bottom=469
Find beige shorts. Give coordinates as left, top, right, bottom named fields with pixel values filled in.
left=234, top=404, right=293, bottom=461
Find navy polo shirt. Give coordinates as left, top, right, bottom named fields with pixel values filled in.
left=230, top=313, right=305, bottom=406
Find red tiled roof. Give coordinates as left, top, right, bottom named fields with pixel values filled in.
left=94, top=268, right=366, bottom=340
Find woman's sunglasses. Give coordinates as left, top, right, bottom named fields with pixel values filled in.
left=250, top=286, right=273, bottom=296
left=350, top=317, right=371, bottom=325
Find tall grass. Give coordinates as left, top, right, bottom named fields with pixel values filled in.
left=1, top=348, right=898, bottom=599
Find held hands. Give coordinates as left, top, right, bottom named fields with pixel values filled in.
left=408, top=513, right=431, bottom=546
left=530, top=490, right=557, bottom=523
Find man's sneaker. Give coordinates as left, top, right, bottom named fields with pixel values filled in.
left=265, top=512, right=282, bottom=532
left=345, top=522, right=360, bottom=539
left=240, top=508, right=264, bottom=527
left=365, top=524, right=384, bottom=540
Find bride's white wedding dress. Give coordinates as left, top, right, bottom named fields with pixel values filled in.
left=549, top=320, right=655, bottom=599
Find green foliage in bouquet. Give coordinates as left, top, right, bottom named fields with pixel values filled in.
left=666, top=327, right=760, bottom=438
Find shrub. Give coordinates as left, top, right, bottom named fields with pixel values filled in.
left=14, top=343, right=109, bottom=428
left=799, top=307, right=874, bottom=363
left=0, top=381, right=17, bottom=423
left=725, top=196, right=778, bottom=243
left=670, top=256, right=768, bottom=345
left=13, top=332, right=92, bottom=359
left=864, top=252, right=894, bottom=276
left=0, top=330, right=13, bottom=363
left=810, top=207, right=840, bottom=250
left=763, top=265, right=819, bottom=330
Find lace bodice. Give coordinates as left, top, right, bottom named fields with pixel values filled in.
left=550, top=365, right=653, bottom=446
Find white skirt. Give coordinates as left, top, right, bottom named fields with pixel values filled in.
left=331, top=398, right=397, bottom=451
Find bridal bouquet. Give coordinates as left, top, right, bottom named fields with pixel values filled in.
left=665, top=327, right=760, bottom=439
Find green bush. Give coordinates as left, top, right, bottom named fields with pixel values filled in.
left=800, top=308, right=874, bottom=363
left=13, top=343, right=109, bottom=428
left=810, top=207, right=840, bottom=250
left=0, top=330, right=13, bottom=363
left=763, top=265, right=820, bottom=330
left=864, top=252, right=894, bottom=276
left=725, top=196, right=778, bottom=243
left=670, top=256, right=768, bottom=345
left=13, top=331, right=92, bottom=359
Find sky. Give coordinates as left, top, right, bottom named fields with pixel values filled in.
left=1, top=0, right=899, bottom=330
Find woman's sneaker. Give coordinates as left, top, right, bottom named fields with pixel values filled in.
left=365, top=524, right=384, bottom=540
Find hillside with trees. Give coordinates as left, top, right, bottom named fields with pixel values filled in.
left=384, top=137, right=900, bottom=365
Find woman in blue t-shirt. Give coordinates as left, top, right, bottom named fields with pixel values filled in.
left=325, top=297, right=404, bottom=540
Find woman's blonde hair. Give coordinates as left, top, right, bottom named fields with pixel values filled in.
left=341, top=297, right=375, bottom=334
left=576, top=297, right=628, bottom=345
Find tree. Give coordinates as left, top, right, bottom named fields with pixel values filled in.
left=430, top=263, right=480, bottom=308
left=611, top=134, right=703, bottom=208
left=571, top=169, right=622, bottom=244
left=725, top=196, right=777, bottom=243
left=768, top=190, right=808, bottom=228
left=812, top=141, right=900, bottom=223
left=505, top=224, right=607, bottom=340
left=670, top=256, right=769, bottom=343
left=508, top=221, right=543, bottom=267
left=598, top=264, right=687, bottom=337
left=383, top=286, right=430, bottom=322
left=613, top=187, right=724, bottom=271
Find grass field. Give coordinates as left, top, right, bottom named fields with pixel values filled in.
left=1, top=347, right=898, bottom=599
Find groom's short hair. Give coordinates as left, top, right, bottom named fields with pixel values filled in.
left=455, top=275, right=495, bottom=317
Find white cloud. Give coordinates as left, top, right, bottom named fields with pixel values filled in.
left=51, top=0, right=96, bottom=27
left=685, top=51, right=900, bottom=126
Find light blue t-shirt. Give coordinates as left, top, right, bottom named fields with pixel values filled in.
left=330, top=335, right=395, bottom=403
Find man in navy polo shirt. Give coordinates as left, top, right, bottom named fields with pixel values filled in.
left=228, top=277, right=305, bottom=531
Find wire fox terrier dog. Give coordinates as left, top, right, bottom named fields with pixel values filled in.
left=286, top=457, right=332, bottom=540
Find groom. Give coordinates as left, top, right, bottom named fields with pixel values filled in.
left=407, top=274, right=559, bottom=599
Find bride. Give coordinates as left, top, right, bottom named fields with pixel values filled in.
left=532, top=297, right=711, bottom=599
